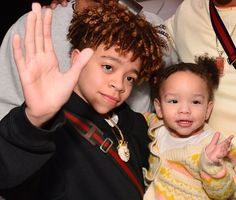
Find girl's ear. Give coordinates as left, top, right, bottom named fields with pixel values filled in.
left=206, top=101, right=214, bottom=120
left=71, top=49, right=81, bottom=64
left=154, top=98, right=163, bottom=119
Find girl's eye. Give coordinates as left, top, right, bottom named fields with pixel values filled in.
left=193, top=100, right=201, bottom=104
left=102, top=65, right=112, bottom=72
left=168, top=99, right=178, bottom=104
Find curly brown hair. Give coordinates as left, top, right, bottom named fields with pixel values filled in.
left=150, top=54, right=220, bottom=102
left=67, top=0, right=167, bottom=83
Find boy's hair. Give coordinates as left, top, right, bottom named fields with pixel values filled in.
left=150, top=54, right=220, bottom=101
left=67, top=0, right=167, bottom=83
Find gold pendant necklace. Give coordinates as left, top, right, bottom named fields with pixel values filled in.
left=106, top=115, right=130, bottom=162
left=216, top=24, right=236, bottom=76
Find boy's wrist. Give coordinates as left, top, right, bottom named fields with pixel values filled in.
left=25, top=107, right=57, bottom=127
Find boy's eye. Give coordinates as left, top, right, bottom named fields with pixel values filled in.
left=126, top=76, right=136, bottom=84
left=102, top=65, right=112, bottom=72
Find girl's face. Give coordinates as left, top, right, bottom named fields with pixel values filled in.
left=154, top=71, right=213, bottom=138
left=72, top=44, right=141, bottom=115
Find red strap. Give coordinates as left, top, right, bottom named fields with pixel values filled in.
left=209, top=0, right=236, bottom=68
left=64, top=111, right=144, bottom=196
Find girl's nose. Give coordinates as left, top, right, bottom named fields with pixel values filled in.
left=178, top=103, right=191, bottom=114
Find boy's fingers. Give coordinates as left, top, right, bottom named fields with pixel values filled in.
left=68, top=48, right=94, bottom=79
left=32, top=3, right=44, bottom=53
left=12, top=34, right=25, bottom=74
left=75, top=48, right=94, bottom=69
left=24, top=11, right=37, bottom=61
left=43, top=8, right=53, bottom=53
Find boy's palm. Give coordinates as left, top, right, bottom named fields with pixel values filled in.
left=12, top=3, right=93, bottom=126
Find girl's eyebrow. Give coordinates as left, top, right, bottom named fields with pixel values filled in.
left=192, top=94, right=205, bottom=99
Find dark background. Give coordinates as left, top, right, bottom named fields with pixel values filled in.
left=0, top=0, right=51, bottom=44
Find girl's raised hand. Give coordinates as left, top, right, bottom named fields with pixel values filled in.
left=205, top=132, right=234, bottom=164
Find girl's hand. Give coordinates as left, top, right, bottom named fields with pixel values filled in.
left=206, top=132, right=234, bottom=164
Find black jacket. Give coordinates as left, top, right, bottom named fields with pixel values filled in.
left=0, top=92, right=150, bottom=200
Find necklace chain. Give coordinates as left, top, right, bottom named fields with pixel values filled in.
left=106, top=116, right=125, bottom=143
left=106, top=115, right=130, bottom=162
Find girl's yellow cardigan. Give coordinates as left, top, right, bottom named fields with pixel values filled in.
left=143, top=112, right=236, bottom=200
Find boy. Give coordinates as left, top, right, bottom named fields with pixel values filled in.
left=0, top=1, right=165, bottom=199
left=0, top=0, right=164, bottom=120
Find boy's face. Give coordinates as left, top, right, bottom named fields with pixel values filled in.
left=73, top=45, right=141, bottom=115
left=154, top=71, right=213, bottom=138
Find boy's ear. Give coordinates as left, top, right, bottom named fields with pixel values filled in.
left=154, top=98, right=163, bottom=119
left=206, top=101, right=214, bottom=120
left=71, top=49, right=81, bottom=64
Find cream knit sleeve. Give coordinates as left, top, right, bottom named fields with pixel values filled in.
left=199, top=144, right=236, bottom=199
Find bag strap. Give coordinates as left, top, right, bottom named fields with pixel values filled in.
left=64, top=110, right=144, bottom=196
left=209, top=0, right=236, bottom=68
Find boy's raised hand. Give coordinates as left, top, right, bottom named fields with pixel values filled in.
left=205, top=132, right=234, bottom=165
left=12, top=3, right=93, bottom=127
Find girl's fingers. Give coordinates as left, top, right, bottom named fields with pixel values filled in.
left=225, top=135, right=234, bottom=149
left=209, top=132, right=221, bottom=146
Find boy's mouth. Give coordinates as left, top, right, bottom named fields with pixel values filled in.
left=101, top=93, right=120, bottom=105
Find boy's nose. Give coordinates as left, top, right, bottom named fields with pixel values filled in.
left=109, top=79, right=125, bottom=92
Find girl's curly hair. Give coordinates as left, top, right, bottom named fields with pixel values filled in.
left=150, top=54, right=220, bottom=101
left=67, top=0, right=167, bottom=83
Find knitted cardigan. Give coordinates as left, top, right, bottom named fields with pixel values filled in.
left=143, top=113, right=236, bottom=200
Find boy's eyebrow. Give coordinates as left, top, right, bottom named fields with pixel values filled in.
left=101, top=55, right=122, bottom=63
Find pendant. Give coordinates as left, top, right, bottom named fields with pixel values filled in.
left=117, top=141, right=130, bottom=162
left=216, top=56, right=224, bottom=76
